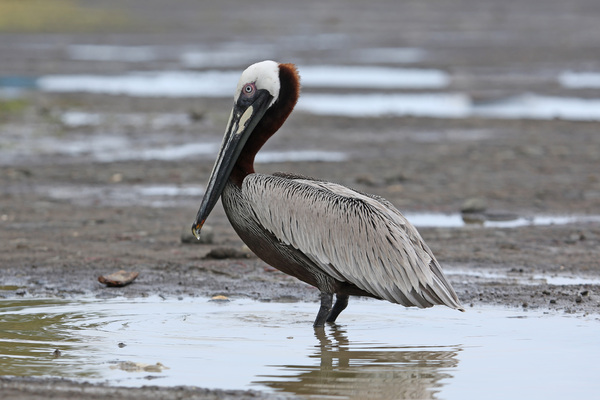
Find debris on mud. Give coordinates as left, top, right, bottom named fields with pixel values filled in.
left=110, top=361, right=169, bottom=373
left=205, top=247, right=253, bottom=260
left=98, top=270, right=140, bottom=287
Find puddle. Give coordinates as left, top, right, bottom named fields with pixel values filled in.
left=0, top=296, right=598, bottom=399
left=298, top=92, right=471, bottom=118
left=471, top=94, right=600, bottom=121
left=299, top=66, right=449, bottom=89
left=37, top=70, right=241, bottom=98
left=558, top=71, right=600, bottom=89
left=446, top=268, right=600, bottom=286
left=297, top=93, right=600, bottom=121
left=38, top=184, right=205, bottom=207
left=0, top=133, right=215, bottom=164
left=59, top=111, right=192, bottom=129
left=0, top=76, right=38, bottom=89
left=405, top=212, right=600, bottom=228
left=0, top=127, right=347, bottom=165
left=19, top=68, right=600, bottom=121
left=70, top=141, right=346, bottom=164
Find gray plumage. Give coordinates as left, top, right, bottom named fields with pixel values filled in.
left=222, top=173, right=464, bottom=312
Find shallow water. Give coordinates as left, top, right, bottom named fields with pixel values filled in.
left=298, top=92, right=471, bottom=119
left=25, top=68, right=600, bottom=121
left=298, top=93, right=600, bottom=121
left=0, top=296, right=598, bottom=399
left=559, top=71, right=600, bottom=88
left=0, top=128, right=347, bottom=164
left=446, top=268, right=600, bottom=286
left=59, top=111, right=192, bottom=129
left=4, top=69, right=600, bottom=121
left=38, top=184, right=204, bottom=207
left=299, top=66, right=449, bottom=88
left=405, top=212, right=600, bottom=228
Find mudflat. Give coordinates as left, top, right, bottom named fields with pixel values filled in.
left=1, top=0, right=600, bottom=398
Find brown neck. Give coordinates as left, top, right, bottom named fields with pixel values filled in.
left=230, top=63, right=300, bottom=186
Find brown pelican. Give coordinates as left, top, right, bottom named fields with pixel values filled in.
left=192, top=60, right=464, bottom=327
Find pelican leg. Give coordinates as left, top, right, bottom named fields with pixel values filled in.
left=313, top=292, right=333, bottom=328
left=326, top=294, right=349, bottom=323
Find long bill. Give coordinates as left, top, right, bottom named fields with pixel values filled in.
left=191, top=92, right=273, bottom=240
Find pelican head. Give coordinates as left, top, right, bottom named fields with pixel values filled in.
left=192, top=61, right=299, bottom=239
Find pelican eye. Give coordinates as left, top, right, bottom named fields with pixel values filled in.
left=242, top=83, right=255, bottom=96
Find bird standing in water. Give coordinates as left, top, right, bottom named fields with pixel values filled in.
left=192, top=60, right=464, bottom=327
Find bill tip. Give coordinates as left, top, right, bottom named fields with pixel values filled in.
left=191, top=220, right=204, bottom=240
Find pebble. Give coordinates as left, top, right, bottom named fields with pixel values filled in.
left=461, top=197, right=487, bottom=213
left=205, top=246, right=251, bottom=259
left=210, top=295, right=230, bottom=302
left=354, top=174, right=379, bottom=187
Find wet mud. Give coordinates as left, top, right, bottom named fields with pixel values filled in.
left=2, top=0, right=600, bottom=398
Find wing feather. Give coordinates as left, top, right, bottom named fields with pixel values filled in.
left=243, top=173, right=463, bottom=310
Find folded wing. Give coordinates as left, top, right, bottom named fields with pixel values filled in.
left=243, top=174, right=464, bottom=310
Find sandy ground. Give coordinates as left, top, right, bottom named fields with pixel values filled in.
left=2, top=0, right=600, bottom=398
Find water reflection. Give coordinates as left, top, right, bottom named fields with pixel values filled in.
left=0, top=299, right=99, bottom=378
left=1, top=296, right=598, bottom=398
left=256, top=325, right=460, bottom=400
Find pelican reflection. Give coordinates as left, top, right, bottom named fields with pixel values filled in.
left=255, top=325, right=461, bottom=399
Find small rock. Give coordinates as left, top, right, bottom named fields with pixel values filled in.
left=110, top=361, right=169, bottom=373
left=519, top=145, right=545, bottom=157
left=110, top=173, right=123, bottom=183
left=565, top=232, right=585, bottom=244
left=383, top=173, right=408, bottom=184
left=355, top=174, right=379, bottom=187
left=210, top=295, right=230, bottom=302
left=461, top=198, right=487, bottom=213
left=205, top=246, right=251, bottom=259
left=98, top=270, right=139, bottom=287
left=188, top=110, right=205, bottom=121
left=181, top=224, right=214, bottom=244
